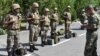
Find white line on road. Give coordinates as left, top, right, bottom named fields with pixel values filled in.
left=77, top=33, right=86, bottom=37
left=52, top=33, right=86, bottom=47
left=52, top=39, right=71, bottom=47
left=24, top=54, right=31, bottom=56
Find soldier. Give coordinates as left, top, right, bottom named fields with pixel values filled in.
left=27, top=2, right=40, bottom=52
left=3, top=4, right=21, bottom=56
left=40, top=8, right=50, bottom=47
left=84, top=5, right=100, bottom=56
left=51, top=7, right=59, bottom=44
left=79, top=9, right=87, bottom=29
left=63, top=5, right=72, bottom=39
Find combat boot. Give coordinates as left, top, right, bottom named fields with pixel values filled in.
left=8, top=49, right=12, bottom=56
left=41, top=41, right=45, bottom=47
left=65, top=34, right=69, bottom=39
left=29, top=44, right=34, bottom=52
left=8, top=52, right=12, bottom=56
left=32, top=45, right=38, bottom=50
left=44, top=41, right=48, bottom=45
left=65, top=31, right=72, bottom=39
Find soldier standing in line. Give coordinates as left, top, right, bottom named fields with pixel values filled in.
left=27, top=2, right=40, bottom=52
left=84, top=5, right=100, bottom=56
left=51, top=7, right=59, bottom=44
left=79, top=9, right=87, bottom=29
left=40, top=8, right=50, bottom=47
left=63, top=6, right=72, bottom=39
left=3, top=4, right=21, bottom=56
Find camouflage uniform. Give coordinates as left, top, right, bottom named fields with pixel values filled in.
left=51, top=8, right=59, bottom=43
left=79, top=9, right=87, bottom=24
left=4, top=4, right=21, bottom=56
left=63, top=6, right=71, bottom=39
left=84, top=5, right=100, bottom=56
left=27, top=2, right=40, bottom=51
left=79, top=9, right=87, bottom=29
left=40, top=8, right=50, bottom=46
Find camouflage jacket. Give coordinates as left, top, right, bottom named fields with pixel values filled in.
left=27, top=11, right=40, bottom=25
left=87, top=13, right=100, bottom=31
left=40, top=14, right=50, bottom=26
left=63, top=11, right=71, bottom=23
left=4, top=12, right=21, bottom=30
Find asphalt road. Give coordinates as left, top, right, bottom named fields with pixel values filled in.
left=0, top=21, right=100, bottom=56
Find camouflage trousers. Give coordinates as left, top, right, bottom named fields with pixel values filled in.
left=7, top=30, right=19, bottom=52
left=65, top=22, right=71, bottom=38
left=29, top=24, right=39, bottom=45
left=41, top=26, right=49, bottom=42
left=51, top=22, right=57, bottom=39
left=84, top=31, right=98, bottom=56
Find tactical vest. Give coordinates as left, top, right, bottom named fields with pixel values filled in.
left=64, top=12, right=71, bottom=23
left=87, top=13, right=100, bottom=30
left=52, top=13, right=59, bottom=22
left=42, top=15, right=50, bottom=26
left=5, top=13, right=21, bottom=30
left=29, top=12, right=40, bottom=25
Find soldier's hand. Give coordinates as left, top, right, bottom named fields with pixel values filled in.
left=84, top=25, right=93, bottom=29
left=12, top=18, right=16, bottom=22
left=82, top=24, right=87, bottom=28
left=27, top=18, right=32, bottom=20
left=8, top=18, right=17, bottom=24
left=4, top=22, right=8, bottom=24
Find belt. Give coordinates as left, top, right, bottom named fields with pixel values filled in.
left=33, top=24, right=38, bottom=25
left=44, top=25, right=49, bottom=27
left=87, top=28, right=98, bottom=32
left=9, top=29, right=19, bottom=30
left=29, top=23, right=38, bottom=25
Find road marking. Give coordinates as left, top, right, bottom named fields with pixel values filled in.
left=24, top=54, right=31, bottom=56
left=52, top=33, right=86, bottom=47
left=52, top=39, right=71, bottom=47
left=77, top=33, right=86, bottom=37
left=52, top=39, right=70, bottom=47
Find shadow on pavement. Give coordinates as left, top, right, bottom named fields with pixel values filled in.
left=30, top=53, right=40, bottom=56
left=71, top=28, right=83, bottom=30
left=0, top=53, right=40, bottom=56
left=35, top=44, right=42, bottom=46
left=23, top=43, right=41, bottom=46
left=0, top=48, right=6, bottom=51
left=0, top=54, right=7, bottom=56
left=22, top=43, right=29, bottom=46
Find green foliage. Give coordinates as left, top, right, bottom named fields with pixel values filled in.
left=20, top=23, right=27, bottom=30
left=0, top=0, right=100, bottom=35
left=59, top=19, right=64, bottom=25
left=0, top=0, right=100, bottom=21
left=0, top=28, right=6, bottom=35
left=74, top=0, right=100, bottom=18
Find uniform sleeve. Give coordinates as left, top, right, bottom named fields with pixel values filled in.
left=40, top=15, right=45, bottom=22
left=51, top=14, right=54, bottom=19
left=18, top=13, right=22, bottom=20
left=26, top=12, right=32, bottom=20
left=40, top=15, right=45, bottom=27
left=95, top=14, right=100, bottom=28
left=90, top=15, right=100, bottom=29
left=3, top=14, right=10, bottom=24
left=64, top=12, right=67, bottom=16
left=63, top=12, right=68, bottom=19
left=48, top=15, right=52, bottom=20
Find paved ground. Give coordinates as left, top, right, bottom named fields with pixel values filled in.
left=0, top=22, right=100, bottom=56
